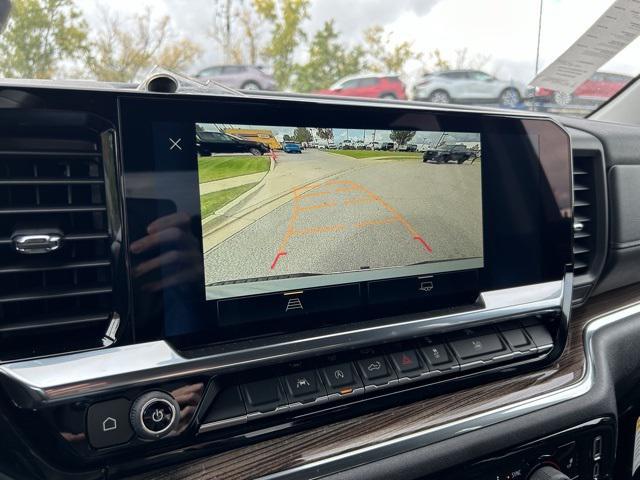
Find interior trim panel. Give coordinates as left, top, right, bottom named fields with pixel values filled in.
left=0, top=279, right=566, bottom=408
left=125, top=283, right=640, bottom=480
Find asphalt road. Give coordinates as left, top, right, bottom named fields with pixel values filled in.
left=203, top=151, right=482, bottom=285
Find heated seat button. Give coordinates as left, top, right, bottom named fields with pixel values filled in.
left=87, top=398, right=133, bottom=449
left=241, top=378, right=288, bottom=414
left=389, top=349, right=424, bottom=376
left=449, top=333, right=506, bottom=361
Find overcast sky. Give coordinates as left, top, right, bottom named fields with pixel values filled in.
left=77, top=0, right=640, bottom=84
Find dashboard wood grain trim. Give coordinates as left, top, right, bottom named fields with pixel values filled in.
left=128, top=284, right=640, bottom=480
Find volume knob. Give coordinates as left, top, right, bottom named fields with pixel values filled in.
left=130, top=391, right=180, bottom=440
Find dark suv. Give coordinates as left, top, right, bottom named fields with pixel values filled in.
left=196, top=131, right=270, bottom=156
left=422, top=144, right=477, bottom=164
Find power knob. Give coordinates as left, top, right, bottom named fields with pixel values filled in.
left=130, top=391, right=180, bottom=440
left=528, top=465, right=570, bottom=480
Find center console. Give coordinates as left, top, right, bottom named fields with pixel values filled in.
left=0, top=90, right=574, bottom=477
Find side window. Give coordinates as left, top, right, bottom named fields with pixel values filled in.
left=469, top=71, right=492, bottom=81
left=340, top=79, right=360, bottom=88
left=357, top=77, right=379, bottom=87
left=443, top=72, right=465, bottom=80
left=199, top=67, right=222, bottom=76
left=223, top=66, right=245, bottom=74
left=209, top=132, right=233, bottom=142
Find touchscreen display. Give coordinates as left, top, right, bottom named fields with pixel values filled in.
left=195, top=124, right=484, bottom=299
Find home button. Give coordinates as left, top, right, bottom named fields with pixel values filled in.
left=86, top=398, right=134, bottom=449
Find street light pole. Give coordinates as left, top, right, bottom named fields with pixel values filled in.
left=534, top=0, right=544, bottom=75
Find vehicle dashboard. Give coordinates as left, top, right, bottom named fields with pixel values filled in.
left=0, top=80, right=639, bottom=480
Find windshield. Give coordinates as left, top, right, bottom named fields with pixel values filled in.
left=1, top=0, right=639, bottom=118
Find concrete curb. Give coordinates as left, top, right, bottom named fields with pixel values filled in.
left=201, top=158, right=369, bottom=248
left=201, top=155, right=275, bottom=234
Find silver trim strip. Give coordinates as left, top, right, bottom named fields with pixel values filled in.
left=255, top=297, right=640, bottom=480
left=0, top=280, right=564, bottom=408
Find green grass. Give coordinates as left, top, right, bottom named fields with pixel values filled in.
left=198, top=155, right=270, bottom=183
left=200, top=183, right=258, bottom=218
left=332, top=149, right=421, bottom=159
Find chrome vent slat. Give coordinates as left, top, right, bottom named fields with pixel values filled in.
left=0, top=312, right=111, bottom=334
left=0, top=285, right=112, bottom=304
left=0, top=150, right=102, bottom=158
left=0, top=231, right=109, bottom=245
left=0, top=114, right=114, bottom=361
left=0, top=205, right=107, bottom=214
left=0, top=178, right=104, bottom=185
left=0, top=258, right=111, bottom=274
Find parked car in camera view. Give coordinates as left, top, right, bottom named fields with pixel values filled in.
left=530, top=71, right=632, bottom=106
left=283, top=141, right=302, bottom=153
left=196, top=131, right=270, bottom=156
left=413, top=70, right=525, bottom=107
left=423, top=144, right=477, bottom=164
left=316, top=74, right=407, bottom=100
left=194, top=65, right=277, bottom=91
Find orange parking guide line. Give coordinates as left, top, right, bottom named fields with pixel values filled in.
left=298, top=201, right=337, bottom=212
left=270, top=178, right=433, bottom=270
left=354, top=217, right=399, bottom=229
left=291, top=224, right=346, bottom=236
left=343, top=197, right=375, bottom=206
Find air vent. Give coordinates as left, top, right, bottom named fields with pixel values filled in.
left=572, top=153, right=598, bottom=277
left=0, top=112, right=115, bottom=362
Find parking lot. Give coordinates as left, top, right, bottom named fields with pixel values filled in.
left=203, top=150, right=482, bottom=285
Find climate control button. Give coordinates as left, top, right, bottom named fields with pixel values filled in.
left=130, top=391, right=180, bottom=439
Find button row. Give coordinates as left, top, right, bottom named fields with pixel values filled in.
left=200, top=321, right=554, bottom=433
left=217, top=270, right=478, bottom=326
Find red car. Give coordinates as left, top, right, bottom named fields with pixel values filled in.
left=316, top=74, right=407, bottom=100
left=532, top=71, right=632, bottom=105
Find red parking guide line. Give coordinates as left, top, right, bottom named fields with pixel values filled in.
left=413, top=236, right=433, bottom=253
left=271, top=251, right=287, bottom=269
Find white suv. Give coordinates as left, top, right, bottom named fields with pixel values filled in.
left=413, top=70, right=525, bottom=107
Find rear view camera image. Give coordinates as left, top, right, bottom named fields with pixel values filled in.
left=196, top=124, right=483, bottom=295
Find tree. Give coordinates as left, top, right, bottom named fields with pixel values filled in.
left=316, top=128, right=334, bottom=142
left=86, top=7, right=202, bottom=83
left=283, top=134, right=292, bottom=141
left=454, top=48, right=490, bottom=71
left=293, top=127, right=313, bottom=143
left=0, top=0, right=88, bottom=79
left=209, top=0, right=263, bottom=65
left=293, top=21, right=364, bottom=92
left=424, top=48, right=490, bottom=74
left=362, top=25, right=422, bottom=73
left=390, top=130, right=416, bottom=146
left=254, top=0, right=310, bottom=89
